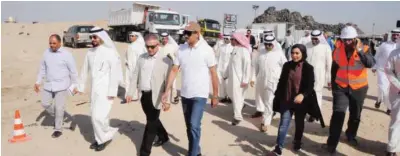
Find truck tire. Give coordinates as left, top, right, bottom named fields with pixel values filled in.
left=62, top=37, right=67, bottom=47
left=109, top=30, right=116, bottom=41
left=72, top=39, right=78, bottom=48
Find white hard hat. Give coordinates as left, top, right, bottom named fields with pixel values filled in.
left=340, top=26, right=358, bottom=39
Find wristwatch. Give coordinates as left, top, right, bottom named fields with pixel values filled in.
left=211, top=95, right=219, bottom=99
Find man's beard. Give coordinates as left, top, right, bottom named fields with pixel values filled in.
left=345, top=44, right=355, bottom=53
left=92, top=42, right=99, bottom=47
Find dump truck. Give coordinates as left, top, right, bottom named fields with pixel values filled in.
left=198, top=19, right=221, bottom=46
left=108, top=2, right=185, bottom=42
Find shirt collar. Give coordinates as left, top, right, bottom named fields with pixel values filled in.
left=146, top=51, right=159, bottom=59
left=49, top=47, right=63, bottom=53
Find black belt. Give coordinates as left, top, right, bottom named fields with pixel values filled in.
left=141, top=90, right=152, bottom=93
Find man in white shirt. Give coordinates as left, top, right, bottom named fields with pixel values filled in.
left=373, top=29, right=400, bottom=115
left=126, top=34, right=172, bottom=156
left=161, top=21, right=219, bottom=156
left=281, top=30, right=295, bottom=59
left=250, top=35, right=287, bottom=132
left=305, top=30, right=333, bottom=122
left=35, top=34, right=78, bottom=138
left=216, top=34, right=234, bottom=103
left=78, top=27, right=122, bottom=151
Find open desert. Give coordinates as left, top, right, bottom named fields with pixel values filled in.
left=1, top=21, right=394, bottom=156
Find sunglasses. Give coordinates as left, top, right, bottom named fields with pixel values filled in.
left=89, top=35, right=98, bottom=39
left=146, top=45, right=157, bottom=49
left=311, top=38, right=319, bottom=40
left=183, top=30, right=196, bottom=37
left=265, top=43, right=273, bottom=47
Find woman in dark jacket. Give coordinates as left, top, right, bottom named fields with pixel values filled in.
left=269, top=44, right=323, bottom=156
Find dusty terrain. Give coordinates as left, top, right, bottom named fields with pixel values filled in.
left=1, top=21, right=395, bottom=156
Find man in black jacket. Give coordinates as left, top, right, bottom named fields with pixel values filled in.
left=246, top=29, right=257, bottom=52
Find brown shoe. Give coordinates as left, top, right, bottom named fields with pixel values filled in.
left=260, top=124, right=267, bottom=132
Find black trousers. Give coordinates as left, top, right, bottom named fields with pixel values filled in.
left=327, top=86, right=368, bottom=149
left=139, top=91, right=169, bottom=156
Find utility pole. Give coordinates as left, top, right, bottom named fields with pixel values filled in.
left=372, top=22, right=375, bottom=40
left=252, top=5, right=259, bottom=23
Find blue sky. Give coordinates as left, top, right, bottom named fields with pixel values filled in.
left=2, top=1, right=399, bottom=34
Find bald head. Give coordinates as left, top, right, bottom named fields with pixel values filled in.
left=49, top=34, right=61, bottom=52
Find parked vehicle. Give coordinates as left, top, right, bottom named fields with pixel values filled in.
left=198, top=19, right=221, bottom=47
left=108, top=2, right=184, bottom=42
left=63, top=25, right=94, bottom=48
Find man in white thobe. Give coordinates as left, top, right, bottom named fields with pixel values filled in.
left=281, top=30, right=295, bottom=60
left=305, top=30, right=332, bottom=121
left=298, top=30, right=311, bottom=45
left=384, top=37, right=400, bottom=156
left=124, top=31, right=146, bottom=103
left=373, top=29, right=400, bottom=115
left=216, top=35, right=234, bottom=103
left=251, top=30, right=284, bottom=118
left=78, top=27, right=121, bottom=151
left=250, top=35, right=287, bottom=132
left=225, top=32, right=251, bottom=126
left=213, top=34, right=224, bottom=53
left=160, top=32, right=180, bottom=104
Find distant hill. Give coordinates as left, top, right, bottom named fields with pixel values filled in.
left=253, top=6, right=364, bottom=35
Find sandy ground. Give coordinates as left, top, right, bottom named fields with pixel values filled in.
left=1, top=21, right=396, bottom=156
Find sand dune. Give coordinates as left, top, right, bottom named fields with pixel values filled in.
left=1, top=21, right=395, bottom=156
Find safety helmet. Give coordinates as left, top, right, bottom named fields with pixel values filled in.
left=340, top=26, right=358, bottom=39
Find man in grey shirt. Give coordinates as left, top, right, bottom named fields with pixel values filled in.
left=34, top=34, right=78, bottom=138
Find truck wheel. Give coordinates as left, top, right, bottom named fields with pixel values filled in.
left=62, top=38, right=66, bottom=46
left=72, top=40, right=77, bottom=48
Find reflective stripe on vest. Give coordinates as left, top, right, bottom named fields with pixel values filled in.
left=333, top=41, right=368, bottom=90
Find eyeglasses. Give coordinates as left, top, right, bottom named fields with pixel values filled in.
left=265, top=43, right=273, bottom=47
left=183, top=30, right=196, bottom=37
left=146, top=45, right=158, bottom=49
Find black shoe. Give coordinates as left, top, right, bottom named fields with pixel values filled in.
left=120, top=99, right=127, bottom=104
left=293, top=140, right=302, bottom=151
left=308, top=116, right=316, bottom=123
left=346, top=138, right=359, bottom=147
left=272, top=146, right=282, bottom=155
left=387, top=109, right=391, bottom=115
left=251, top=111, right=263, bottom=118
left=374, top=101, right=381, bottom=108
left=90, top=142, right=99, bottom=149
left=51, top=131, right=62, bottom=138
left=197, top=154, right=202, bottom=156
left=231, top=119, right=241, bottom=126
left=219, top=98, right=228, bottom=103
left=321, top=144, right=336, bottom=154
left=153, top=138, right=169, bottom=147
left=95, top=140, right=112, bottom=152
left=226, top=98, right=232, bottom=104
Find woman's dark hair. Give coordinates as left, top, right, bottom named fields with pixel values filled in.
left=291, top=44, right=307, bottom=61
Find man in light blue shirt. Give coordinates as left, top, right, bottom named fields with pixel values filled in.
left=34, top=34, right=78, bottom=138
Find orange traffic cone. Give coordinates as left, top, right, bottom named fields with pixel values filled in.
left=9, top=110, right=31, bottom=143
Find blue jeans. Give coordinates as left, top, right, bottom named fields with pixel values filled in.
left=275, top=108, right=306, bottom=151
left=181, top=97, right=207, bottom=156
